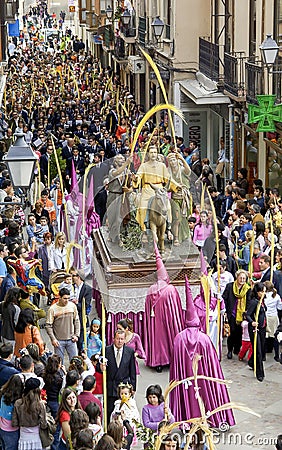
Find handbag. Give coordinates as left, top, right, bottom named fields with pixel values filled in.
left=39, top=409, right=56, bottom=448
left=215, top=161, right=225, bottom=175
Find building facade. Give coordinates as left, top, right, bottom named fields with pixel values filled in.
left=77, top=0, right=282, bottom=188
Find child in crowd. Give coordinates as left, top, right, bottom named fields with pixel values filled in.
left=85, top=402, right=104, bottom=445
left=59, top=273, right=76, bottom=301
left=142, top=384, right=174, bottom=432
left=111, top=383, right=140, bottom=446
left=238, top=312, right=252, bottom=361
left=111, top=383, right=140, bottom=425
left=87, top=318, right=102, bottom=359
left=91, top=354, right=103, bottom=405
left=37, top=216, right=49, bottom=241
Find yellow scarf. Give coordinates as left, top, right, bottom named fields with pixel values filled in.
left=233, top=282, right=250, bottom=324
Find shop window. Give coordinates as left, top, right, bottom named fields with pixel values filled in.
left=244, top=125, right=258, bottom=193
left=266, top=143, right=282, bottom=190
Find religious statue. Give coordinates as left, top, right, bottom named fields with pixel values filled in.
left=167, top=152, right=191, bottom=245
left=132, top=146, right=179, bottom=235
left=106, top=154, right=132, bottom=246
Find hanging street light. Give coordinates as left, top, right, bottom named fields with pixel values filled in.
left=151, top=16, right=165, bottom=41
left=3, top=133, right=38, bottom=192
left=121, top=9, right=131, bottom=26
left=260, top=34, right=279, bottom=67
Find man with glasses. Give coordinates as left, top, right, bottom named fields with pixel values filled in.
left=46, top=288, right=80, bottom=363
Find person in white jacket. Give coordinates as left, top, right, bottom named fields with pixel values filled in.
left=50, top=232, right=73, bottom=271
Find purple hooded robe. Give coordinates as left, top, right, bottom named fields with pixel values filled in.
left=170, top=277, right=235, bottom=429
left=144, top=242, right=185, bottom=367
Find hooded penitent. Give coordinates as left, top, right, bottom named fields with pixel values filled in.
left=143, top=241, right=185, bottom=367
left=169, top=276, right=235, bottom=428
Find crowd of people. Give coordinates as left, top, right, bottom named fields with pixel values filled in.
left=0, top=0, right=282, bottom=449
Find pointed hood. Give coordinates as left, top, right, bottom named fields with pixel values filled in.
left=71, top=159, right=79, bottom=194
left=86, top=173, right=94, bottom=210
left=185, top=276, right=200, bottom=327
left=154, top=241, right=170, bottom=283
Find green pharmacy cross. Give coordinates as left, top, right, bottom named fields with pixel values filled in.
left=248, top=95, right=282, bottom=132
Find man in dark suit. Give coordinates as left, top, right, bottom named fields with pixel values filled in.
left=72, top=270, right=92, bottom=352
left=40, top=145, right=53, bottom=182
left=98, top=329, right=136, bottom=423
left=191, top=152, right=202, bottom=178
left=66, top=147, right=85, bottom=179
left=106, top=106, right=118, bottom=134
left=259, top=254, right=278, bottom=286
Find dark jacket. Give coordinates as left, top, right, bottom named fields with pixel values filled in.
left=0, top=274, right=16, bottom=302
left=246, top=297, right=267, bottom=330
left=12, top=398, right=47, bottom=428
left=76, top=282, right=92, bottom=320
left=222, top=282, right=252, bottom=321
left=0, top=359, right=20, bottom=388
left=97, top=344, right=136, bottom=397
left=0, top=303, right=17, bottom=340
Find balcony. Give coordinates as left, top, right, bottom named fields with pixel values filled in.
left=86, top=11, right=99, bottom=31
left=199, top=37, right=219, bottom=82
left=245, top=61, right=264, bottom=104
left=119, top=9, right=136, bottom=43
left=223, top=52, right=246, bottom=100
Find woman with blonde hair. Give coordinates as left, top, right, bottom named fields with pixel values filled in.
left=50, top=232, right=73, bottom=271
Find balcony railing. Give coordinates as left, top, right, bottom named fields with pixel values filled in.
left=199, top=37, right=219, bottom=82
left=245, top=61, right=264, bottom=104
left=224, top=52, right=246, bottom=98
left=138, top=16, right=146, bottom=46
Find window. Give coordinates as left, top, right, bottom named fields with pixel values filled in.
left=249, top=0, right=256, bottom=59
left=100, top=0, right=107, bottom=12
left=162, top=0, right=171, bottom=40
left=275, top=0, right=282, bottom=50
left=139, top=0, right=146, bottom=17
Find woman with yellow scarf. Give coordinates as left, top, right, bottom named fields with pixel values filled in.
left=222, top=270, right=252, bottom=359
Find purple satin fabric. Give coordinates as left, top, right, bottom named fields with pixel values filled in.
left=105, top=311, right=146, bottom=345
left=143, top=281, right=185, bottom=367
left=170, top=327, right=235, bottom=428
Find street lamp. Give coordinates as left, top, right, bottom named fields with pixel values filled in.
left=106, top=5, right=113, bottom=21
left=260, top=34, right=279, bottom=67
left=151, top=16, right=164, bottom=41
left=121, top=9, right=131, bottom=27
left=3, top=133, right=38, bottom=192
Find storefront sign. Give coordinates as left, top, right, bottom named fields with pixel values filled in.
left=185, top=110, right=207, bottom=152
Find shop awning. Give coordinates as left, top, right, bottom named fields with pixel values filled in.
left=179, top=77, right=230, bottom=105
left=97, top=25, right=107, bottom=36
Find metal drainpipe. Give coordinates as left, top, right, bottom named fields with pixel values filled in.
left=228, top=103, right=235, bottom=180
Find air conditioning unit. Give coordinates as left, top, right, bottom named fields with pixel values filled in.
left=128, top=56, right=146, bottom=74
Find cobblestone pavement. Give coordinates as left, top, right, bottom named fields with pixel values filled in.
left=40, top=318, right=282, bottom=449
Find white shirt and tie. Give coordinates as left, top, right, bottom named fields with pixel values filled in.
left=114, top=345, right=123, bottom=367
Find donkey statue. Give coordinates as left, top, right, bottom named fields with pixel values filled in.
left=146, top=183, right=172, bottom=253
